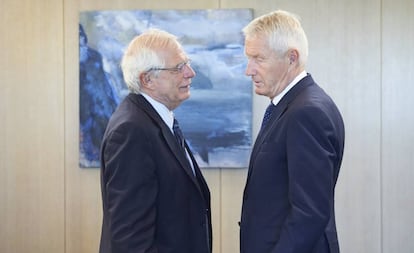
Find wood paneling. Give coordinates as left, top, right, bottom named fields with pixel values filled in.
left=0, top=0, right=413, bottom=252
left=302, top=2, right=383, bottom=252
left=382, top=0, right=414, bottom=252
left=202, top=169, right=222, bottom=253
left=0, top=0, right=65, bottom=253
left=64, top=2, right=103, bottom=251
left=221, top=170, right=246, bottom=253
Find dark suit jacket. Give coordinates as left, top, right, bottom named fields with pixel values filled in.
left=240, top=74, right=345, bottom=253
left=99, top=93, right=212, bottom=253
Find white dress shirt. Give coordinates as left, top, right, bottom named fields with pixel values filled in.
left=271, top=70, right=307, bottom=106
left=141, top=92, right=196, bottom=175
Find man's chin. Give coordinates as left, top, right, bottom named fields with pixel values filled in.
left=254, top=87, right=266, bottom=96
left=179, top=92, right=191, bottom=101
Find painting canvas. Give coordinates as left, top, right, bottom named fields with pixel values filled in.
left=79, top=9, right=253, bottom=168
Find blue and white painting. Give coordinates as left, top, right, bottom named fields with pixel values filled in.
left=79, top=9, right=253, bottom=168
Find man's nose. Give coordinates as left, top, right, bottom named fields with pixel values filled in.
left=184, top=64, right=196, bottom=78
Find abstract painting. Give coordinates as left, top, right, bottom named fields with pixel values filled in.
left=79, top=9, right=253, bottom=168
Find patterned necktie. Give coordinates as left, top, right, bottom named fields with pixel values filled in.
left=173, top=118, right=196, bottom=177
left=173, top=118, right=185, bottom=148
left=260, top=103, right=276, bottom=131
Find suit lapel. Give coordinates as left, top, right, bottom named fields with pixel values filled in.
left=127, top=94, right=203, bottom=187
left=187, top=145, right=211, bottom=202
left=247, top=74, right=315, bottom=179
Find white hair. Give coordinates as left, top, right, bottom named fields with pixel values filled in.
left=121, top=28, right=182, bottom=93
left=243, top=10, right=309, bottom=67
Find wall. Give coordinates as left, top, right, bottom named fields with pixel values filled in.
left=1, top=0, right=413, bottom=252
left=0, top=0, right=65, bottom=252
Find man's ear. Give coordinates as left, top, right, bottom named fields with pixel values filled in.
left=140, top=72, right=152, bottom=88
left=288, top=49, right=299, bottom=65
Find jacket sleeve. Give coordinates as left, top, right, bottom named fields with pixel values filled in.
left=102, top=122, right=158, bottom=253
left=272, top=105, right=338, bottom=253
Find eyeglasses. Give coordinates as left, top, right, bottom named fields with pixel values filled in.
left=147, top=59, right=192, bottom=74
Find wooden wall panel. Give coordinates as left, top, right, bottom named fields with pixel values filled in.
left=0, top=0, right=65, bottom=253
left=382, top=0, right=414, bottom=252
left=64, top=2, right=102, bottom=252
left=0, top=0, right=410, bottom=252
left=220, top=170, right=246, bottom=253
left=202, top=169, right=222, bottom=253
left=302, top=2, right=382, bottom=253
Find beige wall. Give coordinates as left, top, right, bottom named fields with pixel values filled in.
left=1, top=0, right=413, bottom=252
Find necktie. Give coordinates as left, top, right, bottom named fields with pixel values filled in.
left=173, top=118, right=185, bottom=148
left=260, top=103, right=276, bottom=130
left=173, top=118, right=196, bottom=177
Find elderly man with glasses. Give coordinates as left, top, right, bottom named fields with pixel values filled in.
left=99, top=28, right=212, bottom=253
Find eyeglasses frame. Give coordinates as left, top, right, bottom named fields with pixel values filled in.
left=147, top=59, right=192, bottom=74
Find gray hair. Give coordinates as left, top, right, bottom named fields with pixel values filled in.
left=243, top=10, right=309, bottom=67
left=121, top=28, right=183, bottom=93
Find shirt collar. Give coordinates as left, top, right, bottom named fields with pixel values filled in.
left=271, top=70, right=307, bottom=106
left=141, top=92, right=174, bottom=131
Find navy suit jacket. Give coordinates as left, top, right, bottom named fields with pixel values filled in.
left=240, top=74, right=345, bottom=253
left=99, top=93, right=212, bottom=253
